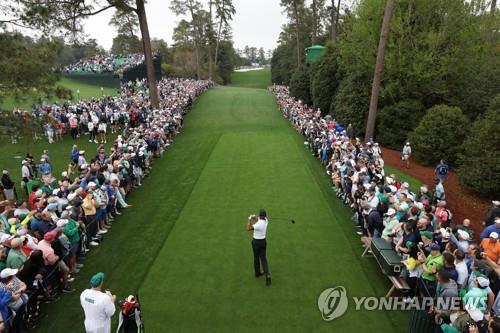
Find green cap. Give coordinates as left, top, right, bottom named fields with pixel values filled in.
left=420, top=231, right=433, bottom=240
left=90, top=272, right=105, bottom=287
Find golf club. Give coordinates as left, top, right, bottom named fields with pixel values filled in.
left=268, top=217, right=295, bottom=224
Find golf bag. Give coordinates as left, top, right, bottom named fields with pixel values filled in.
left=116, top=295, right=144, bottom=333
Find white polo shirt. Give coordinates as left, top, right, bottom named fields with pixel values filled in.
left=80, top=289, right=116, bottom=333
left=253, top=218, right=268, bottom=240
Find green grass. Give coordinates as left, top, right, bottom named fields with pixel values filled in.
left=0, top=77, right=118, bottom=112
left=0, top=134, right=117, bottom=198
left=231, top=68, right=271, bottom=89
left=34, top=86, right=407, bottom=333
left=385, top=165, right=423, bottom=193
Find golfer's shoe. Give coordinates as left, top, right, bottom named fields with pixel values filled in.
left=266, top=275, right=272, bottom=286
left=255, top=272, right=264, bottom=278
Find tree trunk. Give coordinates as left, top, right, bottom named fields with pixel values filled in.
left=136, top=0, right=159, bottom=109
left=189, top=5, right=201, bottom=79
left=312, top=0, right=317, bottom=44
left=214, top=20, right=223, bottom=69
left=208, top=0, right=213, bottom=80
left=364, top=0, right=394, bottom=142
left=293, top=0, right=301, bottom=67
left=331, top=0, right=341, bottom=43
left=492, top=0, right=497, bottom=14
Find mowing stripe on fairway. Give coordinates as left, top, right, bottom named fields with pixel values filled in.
left=35, top=87, right=407, bottom=332
left=137, top=87, right=405, bottom=332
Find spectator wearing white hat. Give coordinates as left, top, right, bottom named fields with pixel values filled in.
left=401, top=142, right=411, bottom=168
left=381, top=208, right=399, bottom=240
left=0, top=267, right=28, bottom=331
left=20, top=160, right=31, bottom=196
left=480, top=232, right=500, bottom=262
left=449, top=229, right=470, bottom=253
left=78, top=151, right=87, bottom=167
left=463, top=276, right=494, bottom=314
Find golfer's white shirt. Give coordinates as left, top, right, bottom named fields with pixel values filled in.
left=253, top=218, right=268, bottom=240
left=80, top=289, right=116, bottom=333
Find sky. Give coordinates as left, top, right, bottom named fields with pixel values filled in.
left=83, top=0, right=288, bottom=52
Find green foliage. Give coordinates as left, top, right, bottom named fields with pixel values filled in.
left=408, top=105, right=469, bottom=166
left=376, top=100, right=425, bottom=149
left=289, top=65, right=312, bottom=105
left=458, top=96, right=500, bottom=197
left=111, top=34, right=143, bottom=55
left=216, top=41, right=237, bottom=84
left=161, top=63, right=175, bottom=77
left=331, top=73, right=371, bottom=137
left=0, top=32, right=63, bottom=102
left=271, top=43, right=296, bottom=85
left=310, top=45, right=343, bottom=115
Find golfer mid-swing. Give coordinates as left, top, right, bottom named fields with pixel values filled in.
left=247, top=208, right=271, bottom=286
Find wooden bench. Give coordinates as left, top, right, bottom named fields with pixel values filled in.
left=386, top=275, right=411, bottom=297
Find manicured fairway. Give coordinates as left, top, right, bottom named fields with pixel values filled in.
left=231, top=68, right=271, bottom=89
left=35, top=86, right=407, bottom=332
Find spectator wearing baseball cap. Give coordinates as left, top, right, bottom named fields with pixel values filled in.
left=6, top=237, right=26, bottom=269
left=463, top=276, right=494, bottom=313
left=480, top=232, right=500, bottom=262
left=38, top=231, right=59, bottom=266
left=80, top=272, right=116, bottom=333
left=418, top=242, right=444, bottom=296
left=381, top=208, right=399, bottom=240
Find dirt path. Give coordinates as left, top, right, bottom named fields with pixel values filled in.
left=382, top=147, right=491, bottom=237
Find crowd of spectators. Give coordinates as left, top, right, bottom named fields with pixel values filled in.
left=63, top=53, right=145, bottom=74
left=270, top=85, right=500, bottom=333
left=0, top=77, right=212, bottom=332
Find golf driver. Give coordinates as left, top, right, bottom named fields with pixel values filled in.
left=268, top=217, right=295, bottom=224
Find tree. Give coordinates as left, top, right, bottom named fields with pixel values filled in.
left=330, top=0, right=341, bottom=42
left=0, top=33, right=69, bottom=104
left=289, top=65, right=312, bottom=105
left=458, top=95, right=500, bottom=196
left=170, top=0, right=203, bottom=79
left=364, top=0, right=394, bottom=142
left=213, top=0, right=236, bottom=71
left=281, top=0, right=305, bottom=67
left=408, top=105, right=469, bottom=166
left=151, top=38, right=171, bottom=63
left=110, top=9, right=139, bottom=37
left=258, top=47, right=266, bottom=65
left=331, top=72, right=371, bottom=137
left=111, top=34, right=142, bottom=54
left=216, top=40, right=236, bottom=84
left=9, top=0, right=160, bottom=108
left=376, top=100, right=425, bottom=149
left=310, top=45, right=343, bottom=115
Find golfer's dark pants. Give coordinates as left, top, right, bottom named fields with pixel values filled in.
left=252, top=238, right=270, bottom=276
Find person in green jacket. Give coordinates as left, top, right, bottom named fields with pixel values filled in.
left=418, top=243, right=444, bottom=296
left=6, top=237, right=26, bottom=269
left=62, top=216, right=83, bottom=274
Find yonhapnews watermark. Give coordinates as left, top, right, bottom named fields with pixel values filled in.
left=318, top=285, right=480, bottom=321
